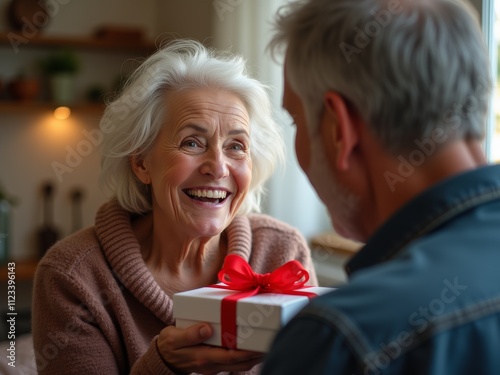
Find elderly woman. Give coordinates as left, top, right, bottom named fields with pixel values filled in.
left=32, top=40, right=317, bottom=374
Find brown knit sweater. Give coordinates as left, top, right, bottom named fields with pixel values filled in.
left=32, top=200, right=317, bottom=374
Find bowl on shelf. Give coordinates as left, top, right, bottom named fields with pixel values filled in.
left=7, top=0, right=50, bottom=32
left=7, top=77, right=40, bottom=101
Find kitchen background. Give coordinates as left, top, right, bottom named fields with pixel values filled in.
left=0, top=0, right=341, bottom=343
left=0, top=0, right=224, bottom=264
left=0, top=0, right=336, bottom=265
left=0, top=0, right=493, bottom=347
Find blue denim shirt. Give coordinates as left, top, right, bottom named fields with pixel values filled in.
left=262, top=164, right=500, bottom=375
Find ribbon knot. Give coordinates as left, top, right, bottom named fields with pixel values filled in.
left=255, top=273, right=270, bottom=289
left=217, top=254, right=309, bottom=293
left=213, top=254, right=314, bottom=349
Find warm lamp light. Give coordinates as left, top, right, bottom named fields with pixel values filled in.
left=53, top=106, right=71, bottom=120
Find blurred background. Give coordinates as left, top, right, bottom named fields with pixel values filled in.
left=0, top=0, right=332, bottom=266
left=0, top=0, right=339, bottom=347
left=0, top=0, right=498, bottom=353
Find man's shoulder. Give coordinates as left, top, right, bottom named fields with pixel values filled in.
left=304, top=249, right=471, bottom=318
left=299, top=236, right=500, bottom=348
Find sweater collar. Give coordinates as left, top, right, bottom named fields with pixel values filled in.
left=95, top=200, right=253, bottom=323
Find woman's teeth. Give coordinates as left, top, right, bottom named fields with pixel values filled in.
left=186, top=189, right=228, bottom=200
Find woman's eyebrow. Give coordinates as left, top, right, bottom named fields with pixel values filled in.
left=228, top=128, right=250, bottom=137
left=182, top=124, right=207, bottom=133
left=181, top=124, right=249, bottom=137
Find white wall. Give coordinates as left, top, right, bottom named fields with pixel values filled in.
left=156, top=0, right=213, bottom=43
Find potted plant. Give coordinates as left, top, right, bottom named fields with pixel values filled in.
left=41, top=49, right=80, bottom=105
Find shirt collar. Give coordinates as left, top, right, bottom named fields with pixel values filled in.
left=345, top=164, right=500, bottom=276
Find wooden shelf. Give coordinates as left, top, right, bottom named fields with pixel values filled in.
left=0, top=260, right=38, bottom=281
left=0, top=100, right=105, bottom=114
left=0, top=33, right=159, bottom=114
left=0, top=32, right=158, bottom=54
left=310, top=232, right=363, bottom=257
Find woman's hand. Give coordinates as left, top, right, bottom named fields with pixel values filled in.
left=157, top=323, right=264, bottom=375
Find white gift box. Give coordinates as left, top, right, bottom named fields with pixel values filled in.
left=173, top=284, right=335, bottom=352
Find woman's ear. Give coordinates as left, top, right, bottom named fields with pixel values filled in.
left=129, top=154, right=151, bottom=184
left=321, top=92, right=359, bottom=171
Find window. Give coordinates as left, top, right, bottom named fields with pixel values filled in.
left=485, top=0, right=500, bottom=162
left=491, top=0, right=500, bottom=162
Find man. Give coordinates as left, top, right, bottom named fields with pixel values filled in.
left=262, top=0, right=500, bottom=374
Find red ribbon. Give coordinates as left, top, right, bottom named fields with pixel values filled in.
left=212, top=254, right=316, bottom=349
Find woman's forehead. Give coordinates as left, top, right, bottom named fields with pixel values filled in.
left=165, top=88, right=250, bottom=124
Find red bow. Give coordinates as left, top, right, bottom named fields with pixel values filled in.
left=218, top=254, right=310, bottom=293
left=212, top=254, right=313, bottom=349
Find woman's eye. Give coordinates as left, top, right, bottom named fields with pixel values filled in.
left=228, top=142, right=247, bottom=152
left=226, top=142, right=249, bottom=159
left=182, top=140, right=200, bottom=148
left=180, top=139, right=206, bottom=153
left=231, top=143, right=243, bottom=151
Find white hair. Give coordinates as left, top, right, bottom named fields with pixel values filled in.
left=99, top=39, right=284, bottom=214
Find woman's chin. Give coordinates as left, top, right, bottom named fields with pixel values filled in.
left=188, top=220, right=228, bottom=238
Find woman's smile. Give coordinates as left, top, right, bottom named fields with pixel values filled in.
left=184, top=188, right=230, bottom=205
left=132, top=87, right=252, bottom=237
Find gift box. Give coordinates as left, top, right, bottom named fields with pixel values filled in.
left=173, top=254, right=335, bottom=352
left=174, top=284, right=334, bottom=352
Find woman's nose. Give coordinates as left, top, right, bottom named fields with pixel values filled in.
left=200, top=148, right=229, bottom=179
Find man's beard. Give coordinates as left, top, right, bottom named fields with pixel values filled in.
left=306, top=132, right=364, bottom=241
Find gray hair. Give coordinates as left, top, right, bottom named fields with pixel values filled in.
left=99, top=39, right=284, bottom=214
left=269, top=0, right=492, bottom=154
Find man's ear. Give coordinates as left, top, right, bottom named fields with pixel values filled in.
left=321, top=92, right=359, bottom=171
left=129, top=154, right=151, bottom=184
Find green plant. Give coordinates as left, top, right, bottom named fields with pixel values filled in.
left=41, top=50, right=80, bottom=75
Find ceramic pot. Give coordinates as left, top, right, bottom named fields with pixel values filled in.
left=50, top=73, right=75, bottom=105
left=8, top=78, right=40, bottom=101
left=49, top=73, right=76, bottom=105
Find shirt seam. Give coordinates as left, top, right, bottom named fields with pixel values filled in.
left=296, top=307, right=374, bottom=364
left=301, top=295, right=500, bottom=372
left=382, top=188, right=500, bottom=262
